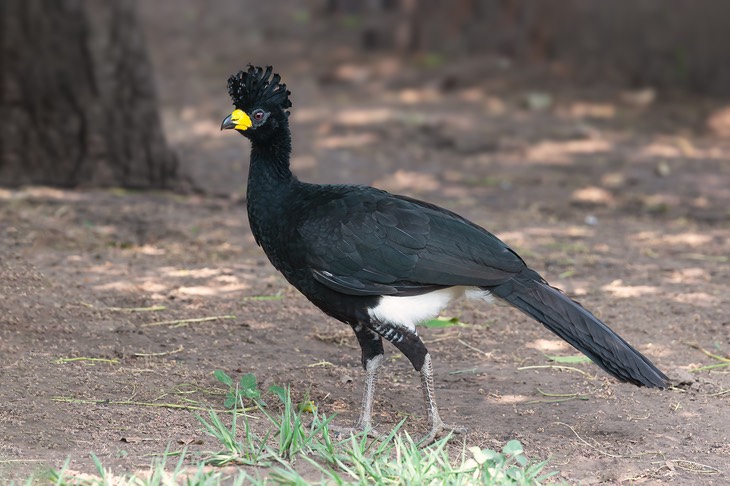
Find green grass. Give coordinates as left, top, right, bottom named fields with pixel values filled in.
left=688, top=343, right=730, bottom=373
left=45, top=372, right=558, bottom=485
left=422, top=316, right=469, bottom=328
left=49, top=449, right=252, bottom=485
left=214, top=369, right=264, bottom=409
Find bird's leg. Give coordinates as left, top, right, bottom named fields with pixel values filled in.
left=330, top=324, right=384, bottom=438
left=418, top=352, right=467, bottom=445
left=370, top=322, right=468, bottom=445
left=355, top=353, right=383, bottom=432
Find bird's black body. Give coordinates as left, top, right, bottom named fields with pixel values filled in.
left=223, top=66, right=669, bottom=442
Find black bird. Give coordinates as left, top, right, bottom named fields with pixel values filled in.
left=221, top=66, right=669, bottom=443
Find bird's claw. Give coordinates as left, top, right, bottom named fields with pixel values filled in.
left=419, top=421, right=468, bottom=446
left=328, top=423, right=380, bottom=440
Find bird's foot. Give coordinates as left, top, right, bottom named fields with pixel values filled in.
left=418, top=419, right=468, bottom=446
left=328, top=422, right=379, bottom=440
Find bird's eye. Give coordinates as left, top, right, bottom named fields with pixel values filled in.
left=253, top=110, right=265, bottom=121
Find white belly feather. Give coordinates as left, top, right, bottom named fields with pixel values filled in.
left=367, top=286, right=495, bottom=332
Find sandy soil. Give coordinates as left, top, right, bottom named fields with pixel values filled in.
left=1, top=1, right=729, bottom=483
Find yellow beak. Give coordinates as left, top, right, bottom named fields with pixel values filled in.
left=221, top=109, right=252, bottom=131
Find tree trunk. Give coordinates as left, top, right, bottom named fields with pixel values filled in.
left=0, top=0, right=178, bottom=188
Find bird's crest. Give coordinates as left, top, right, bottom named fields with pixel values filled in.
left=227, top=65, right=292, bottom=112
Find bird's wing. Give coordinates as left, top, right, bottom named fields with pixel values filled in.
left=296, top=186, right=525, bottom=296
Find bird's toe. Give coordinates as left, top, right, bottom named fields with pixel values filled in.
left=419, top=420, right=468, bottom=445
left=329, top=423, right=379, bottom=439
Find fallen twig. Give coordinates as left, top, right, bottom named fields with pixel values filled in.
left=307, top=360, right=334, bottom=368
left=133, top=345, right=185, bottom=357
left=51, top=396, right=251, bottom=414
left=141, top=315, right=236, bottom=328
left=558, top=422, right=662, bottom=460
left=54, top=357, right=119, bottom=365
left=518, top=365, right=592, bottom=377
left=686, top=342, right=730, bottom=362
left=667, top=459, right=720, bottom=474
left=524, top=388, right=590, bottom=404
left=79, top=302, right=166, bottom=312
left=457, top=339, right=493, bottom=358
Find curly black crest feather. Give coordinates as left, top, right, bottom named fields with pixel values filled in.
left=227, top=65, right=292, bottom=111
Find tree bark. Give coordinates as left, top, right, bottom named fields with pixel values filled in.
left=1, top=0, right=178, bottom=188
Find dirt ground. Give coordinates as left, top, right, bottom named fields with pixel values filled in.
left=2, top=2, right=730, bottom=483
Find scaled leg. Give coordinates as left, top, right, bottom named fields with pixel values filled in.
left=330, top=324, right=384, bottom=437
left=353, top=324, right=384, bottom=432
left=370, top=321, right=467, bottom=444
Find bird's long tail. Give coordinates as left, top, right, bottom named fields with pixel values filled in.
left=490, top=269, right=669, bottom=388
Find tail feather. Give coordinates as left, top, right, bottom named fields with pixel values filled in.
left=491, top=269, right=669, bottom=388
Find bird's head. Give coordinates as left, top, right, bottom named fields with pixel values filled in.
left=221, top=65, right=292, bottom=143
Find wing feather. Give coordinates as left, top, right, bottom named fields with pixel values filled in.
left=296, top=185, right=525, bottom=295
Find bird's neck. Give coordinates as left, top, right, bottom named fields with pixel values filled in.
left=246, top=127, right=296, bottom=238
left=248, top=129, right=293, bottom=184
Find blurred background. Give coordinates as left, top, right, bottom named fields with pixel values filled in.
left=3, top=0, right=730, bottom=214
